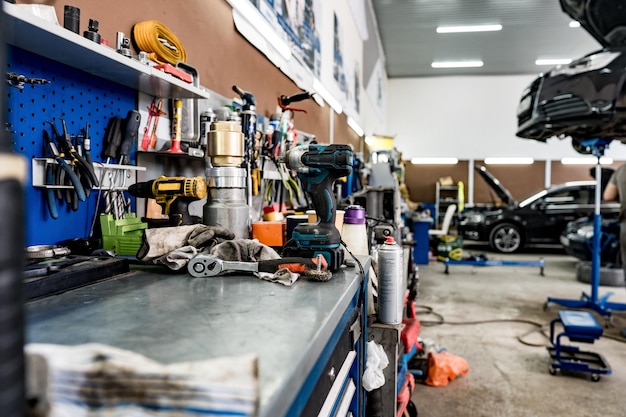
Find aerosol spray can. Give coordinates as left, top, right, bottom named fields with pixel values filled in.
left=199, top=108, right=216, bottom=150
left=377, top=236, right=404, bottom=324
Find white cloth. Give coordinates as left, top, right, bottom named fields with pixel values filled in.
left=25, top=343, right=258, bottom=417
left=362, top=340, right=389, bottom=391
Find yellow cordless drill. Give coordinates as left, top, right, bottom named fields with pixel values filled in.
left=128, top=176, right=207, bottom=226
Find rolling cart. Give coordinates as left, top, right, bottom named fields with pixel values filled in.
left=547, top=310, right=611, bottom=382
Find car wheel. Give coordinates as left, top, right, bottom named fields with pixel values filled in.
left=489, top=223, right=523, bottom=253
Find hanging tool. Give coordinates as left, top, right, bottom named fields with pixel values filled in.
left=128, top=176, right=206, bottom=226
left=168, top=99, right=184, bottom=153
left=232, top=86, right=257, bottom=221
left=148, top=99, right=167, bottom=150
left=47, top=119, right=99, bottom=189
left=42, top=129, right=86, bottom=218
left=141, top=98, right=166, bottom=151
left=187, top=253, right=330, bottom=280
left=281, top=144, right=353, bottom=271
left=6, top=72, right=49, bottom=90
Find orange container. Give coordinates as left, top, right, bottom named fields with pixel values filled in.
left=251, top=221, right=285, bottom=247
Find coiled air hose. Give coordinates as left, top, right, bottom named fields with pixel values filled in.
left=131, top=20, right=187, bottom=65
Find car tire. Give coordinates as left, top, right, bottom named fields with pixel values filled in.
left=489, top=223, right=524, bottom=253
left=576, top=261, right=625, bottom=287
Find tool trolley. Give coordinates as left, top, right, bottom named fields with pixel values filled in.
left=547, top=310, right=611, bottom=381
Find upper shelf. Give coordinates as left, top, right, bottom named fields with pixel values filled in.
left=3, top=3, right=210, bottom=99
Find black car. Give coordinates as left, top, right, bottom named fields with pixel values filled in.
left=458, top=165, right=620, bottom=253
left=560, top=216, right=621, bottom=264
left=516, top=0, right=626, bottom=145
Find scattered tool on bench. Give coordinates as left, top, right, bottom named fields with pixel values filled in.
left=187, top=253, right=331, bottom=281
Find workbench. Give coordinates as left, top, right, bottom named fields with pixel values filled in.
left=26, top=258, right=370, bottom=417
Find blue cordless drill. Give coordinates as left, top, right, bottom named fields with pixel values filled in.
left=282, top=144, right=353, bottom=271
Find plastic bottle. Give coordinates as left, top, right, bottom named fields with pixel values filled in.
left=341, top=205, right=369, bottom=256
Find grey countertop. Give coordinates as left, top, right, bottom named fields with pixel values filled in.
left=26, top=261, right=366, bottom=417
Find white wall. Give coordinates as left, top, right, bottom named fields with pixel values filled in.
left=386, top=75, right=626, bottom=161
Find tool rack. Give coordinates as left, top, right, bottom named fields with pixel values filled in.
left=547, top=310, right=611, bottom=381
left=442, top=257, right=545, bottom=275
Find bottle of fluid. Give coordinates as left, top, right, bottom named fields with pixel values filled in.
left=377, top=236, right=404, bottom=324
left=341, top=205, right=369, bottom=256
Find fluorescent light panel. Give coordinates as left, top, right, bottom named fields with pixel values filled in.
left=347, top=117, right=364, bottom=137
left=535, top=58, right=572, bottom=66
left=411, top=157, right=459, bottom=165
left=436, top=24, right=502, bottom=33
left=561, top=157, right=613, bottom=165
left=432, top=60, right=483, bottom=68
left=484, top=157, right=534, bottom=165
left=312, top=79, right=342, bottom=114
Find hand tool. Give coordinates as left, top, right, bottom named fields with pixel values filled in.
left=168, top=99, right=184, bottom=153
left=43, top=129, right=86, bottom=210
left=6, top=72, right=49, bottom=90
left=281, top=144, right=353, bottom=271
left=148, top=99, right=166, bottom=150
left=141, top=99, right=161, bottom=151
left=48, top=119, right=99, bottom=189
left=187, top=253, right=331, bottom=280
left=128, top=176, right=206, bottom=226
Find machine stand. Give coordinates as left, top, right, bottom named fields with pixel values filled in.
left=547, top=310, right=611, bottom=381
left=546, top=139, right=626, bottom=317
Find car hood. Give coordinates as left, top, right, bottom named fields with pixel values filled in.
left=560, top=0, right=626, bottom=47
left=475, top=165, right=516, bottom=206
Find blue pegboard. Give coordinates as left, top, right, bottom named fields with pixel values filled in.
left=6, top=46, right=136, bottom=246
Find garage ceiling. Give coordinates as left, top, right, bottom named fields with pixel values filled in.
left=371, top=0, right=602, bottom=78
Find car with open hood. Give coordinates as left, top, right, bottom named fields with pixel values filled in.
left=516, top=0, right=626, bottom=146
left=458, top=165, right=620, bottom=253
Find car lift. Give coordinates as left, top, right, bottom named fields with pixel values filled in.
left=545, top=138, right=626, bottom=318
left=443, top=257, right=545, bottom=275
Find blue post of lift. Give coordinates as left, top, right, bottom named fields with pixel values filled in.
left=546, top=138, right=626, bottom=318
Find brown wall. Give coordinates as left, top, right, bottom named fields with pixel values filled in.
left=403, top=160, right=625, bottom=205
left=28, top=0, right=339, bottom=142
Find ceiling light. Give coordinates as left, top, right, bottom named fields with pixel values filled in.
left=535, top=58, right=572, bottom=66
left=569, top=21, right=581, bottom=28
left=347, top=117, right=364, bottom=137
left=436, top=24, right=502, bottom=33
left=560, top=157, right=613, bottom=165
left=312, top=79, right=342, bottom=114
left=411, top=157, right=459, bottom=165
left=431, top=60, right=484, bottom=68
left=484, top=157, right=534, bottom=165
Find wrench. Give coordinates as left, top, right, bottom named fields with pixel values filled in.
left=187, top=254, right=326, bottom=278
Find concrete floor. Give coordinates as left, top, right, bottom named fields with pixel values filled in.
left=410, top=243, right=626, bottom=417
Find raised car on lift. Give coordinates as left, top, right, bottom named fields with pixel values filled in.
left=516, top=0, right=626, bottom=148
left=457, top=165, right=620, bottom=253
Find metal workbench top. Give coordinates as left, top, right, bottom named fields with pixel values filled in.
left=26, top=260, right=367, bottom=417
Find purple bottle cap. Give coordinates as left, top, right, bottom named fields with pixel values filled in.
left=344, top=205, right=366, bottom=224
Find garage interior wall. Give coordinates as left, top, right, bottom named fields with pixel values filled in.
left=387, top=75, right=626, bottom=205
left=21, top=0, right=364, bottom=150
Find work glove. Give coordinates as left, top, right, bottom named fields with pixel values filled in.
left=137, top=225, right=235, bottom=265
left=210, top=239, right=281, bottom=262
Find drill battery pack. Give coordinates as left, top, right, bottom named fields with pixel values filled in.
left=282, top=244, right=344, bottom=272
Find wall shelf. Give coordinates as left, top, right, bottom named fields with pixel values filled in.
left=32, top=158, right=146, bottom=191
left=3, top=3, right=210, bottom=99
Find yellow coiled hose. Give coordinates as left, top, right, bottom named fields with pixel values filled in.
left=132, top=20, right=187, bottom=65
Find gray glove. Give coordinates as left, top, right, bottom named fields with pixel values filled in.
left=187, top=225, right=235, bottom=249
left=210, top=239, right=281, bottom=262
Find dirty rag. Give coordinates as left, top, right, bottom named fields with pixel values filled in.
left=25, top=343, right=258, bottom=417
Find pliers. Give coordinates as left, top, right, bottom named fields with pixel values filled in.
left=43, top=129, right=86, bottom=218
left=47, top=119, right=100, bottom=190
